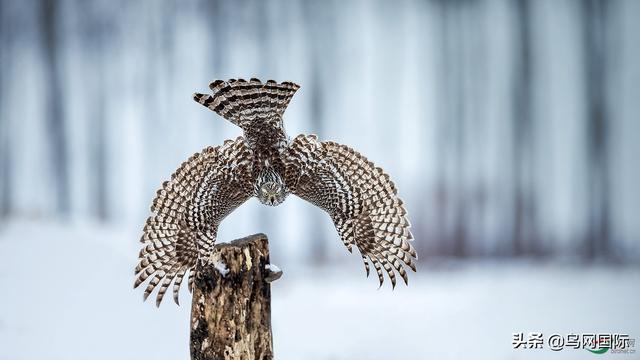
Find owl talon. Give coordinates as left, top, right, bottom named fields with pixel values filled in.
left=265, top=264, right=283, bottom=283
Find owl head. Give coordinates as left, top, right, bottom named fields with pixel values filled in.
left=255, top=168, right=287, bottom=206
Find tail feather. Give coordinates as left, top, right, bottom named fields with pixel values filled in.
left=194, top=78, right=300, bottom=128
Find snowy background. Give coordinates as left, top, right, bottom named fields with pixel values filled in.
left=1, top=0, right=639, bottom=359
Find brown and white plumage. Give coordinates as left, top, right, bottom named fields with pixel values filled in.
left=134, top=78, right=417, bottom=306
left=134, top=138, right=254, bottom=306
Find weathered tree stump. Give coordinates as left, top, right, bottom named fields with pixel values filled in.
left=190, top=233, right=283, bottom=360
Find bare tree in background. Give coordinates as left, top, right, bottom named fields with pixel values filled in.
left=433, top=0, right=452, bottom=257
left=41, top=0, right=70, bottom=215
left=582, top=0, right=611, bottom=260
left=141, top=0, right=176, bottom=221
left=78, top=0, right=110, bottom=220
left=451, top=1, right=468, bottom=257
left=436, top=0, right=469, bottom=257
left=206, top=0, right=228, bottom=80
left=0, top=1, right=11, bottom=218
left=466, top=1, right=489, bottom=257
left=511, top=0, right=539, bottom=256
left=412, top=0, right=433, bottom=259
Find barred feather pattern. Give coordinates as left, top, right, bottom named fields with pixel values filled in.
left=193, top=78, right=299, bottom=171
left=194, top=78, right=298, bottom=128
left=134, top=137, right=254, bottom=306
left=283, top=134, right=417, bottom=288
left=136, top=78, right=417, bottom=307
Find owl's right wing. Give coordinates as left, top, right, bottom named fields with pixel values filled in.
left=134, top=137, right=254, bottom=306
left=283, top=134, right=417, bottom=287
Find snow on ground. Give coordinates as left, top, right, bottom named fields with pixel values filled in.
left=0, top=220, right=638, bottom=360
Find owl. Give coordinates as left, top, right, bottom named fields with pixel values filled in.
left=134, top=79, right=417, bottom=306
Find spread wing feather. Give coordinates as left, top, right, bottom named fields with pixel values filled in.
left=134, top=137, right=254, bottom=306
left=283, top=134, right=417, bottom=287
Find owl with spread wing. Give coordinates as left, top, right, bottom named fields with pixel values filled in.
left=134, top=79, right=417, bottom=306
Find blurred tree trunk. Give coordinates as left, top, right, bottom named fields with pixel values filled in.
left=78, top=0, right=109, bottom=220
left=511, top=0, right=539, bottom=256
left=0, top=0, right=11, bottom=218
left=206, top=0, right=228, bottom=74
left=467, top=1, right=489, bottom=257
left=434, top=0, right=451, bottom=257
left=41, top=0, right=69, bottom=215
left=452, top=1, right=470, bottom=258
left=582, top=0, right=611, bottom=260
left=451, top=1, right=467, bottom=258
left=437, top=0, right=468, bottom=257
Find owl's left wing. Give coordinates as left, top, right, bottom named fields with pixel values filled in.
left=283, top=134, right=417, bottom=287
left=134, top=137, right=254, bottom=306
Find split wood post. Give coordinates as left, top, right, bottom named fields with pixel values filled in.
left=190, top=233, right=283, bottom=360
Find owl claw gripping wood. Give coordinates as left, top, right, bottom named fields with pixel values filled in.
left=134, top=78, right=417, bottom=306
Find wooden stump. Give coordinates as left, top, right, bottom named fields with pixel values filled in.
left=190, top=233, right=282, bottom=360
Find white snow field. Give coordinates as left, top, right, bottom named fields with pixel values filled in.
left=0, top=220, right=638, bottom=360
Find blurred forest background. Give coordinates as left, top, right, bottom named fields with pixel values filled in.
left=1, top=0, right=638, bottom=263
left=1, top=1, right=640, bottom=359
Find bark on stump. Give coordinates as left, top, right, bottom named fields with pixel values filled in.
left=190, top=233, right=282, bottom=360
